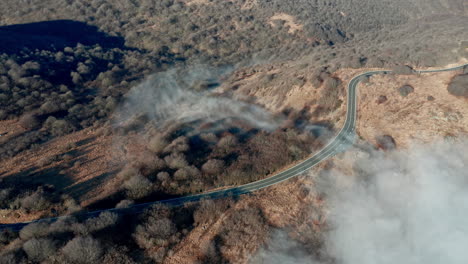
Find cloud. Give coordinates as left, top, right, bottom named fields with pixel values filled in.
left=256, top=138, right=468, bottom=264
left=114, top=65, right=284, bottom=132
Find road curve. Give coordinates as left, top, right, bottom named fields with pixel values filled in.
left=1, top=63, right=467, bottom=231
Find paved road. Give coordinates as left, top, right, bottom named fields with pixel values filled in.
left=1, top=63, right=467, bottom=231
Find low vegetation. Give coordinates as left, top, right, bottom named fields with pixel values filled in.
left=0, top=180, right=81, bottom=220
left=398, top=85, right=414, bottom=97
left=0, top=37, right=179, bottom=157
left=111, top=115, right=323, bottom=204
left=448, top=74, right=468, bottom=97
left=0, top=198, right=279, bottom=263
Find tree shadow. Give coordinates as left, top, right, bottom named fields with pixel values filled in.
left=0, top=130, right=49, bottom=162
left=0, top=20, right=127, bottom=54
left=65, top=170, right=118, bottom=201
left=1, top=164, right=74, bottom=194
left=0, top=147, right=93, bottom=192
left=75, top=137, right=97, bottom=147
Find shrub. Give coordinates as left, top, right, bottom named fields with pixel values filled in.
left=115, top=199, right=134, bottom=209
left=63, top=196, right=82, bottom=214
left=77, top=62, right=91, bottom=75
left=219, top=208, right=269, bottom=258
left=18, top=190, right=52, bottom=212
left=392, top=65, right=414, bottom=75
left=23, top=238, right=57, bottom=262
left=132, top=204, right=177, bottom=254
left=70, top=223, right=89, bottom=236
left=85, top=212, right=119, bottom=233
left=70, top=71, right=82, bottom=84
left=186, top=165, right=201, bottom=178
left=202, top=159, right=225, bottom=175
left=48, top=216, right=76, bottom=234
left=44, top=117, right=74, bottom=136
left=132, top=154, right=166, bottom=176
left=398, top=85, right=414, bottom=97
left=18, top=113, right=41, bottom=130
left=62, top=236, right=103, bottom=264
left=101, top=247, right=136, bottom=264
left=0, top=229, right=18, bottom=246
left=0, top=110, right=7, bottom=120
left=39, top=101, right=60, bottom=115
left=164, top=152, right=189, bottom=169
left=323, top=77, right=341, bottom=90
left=376, top=95, right=388, bottom=104
left=216, top=134, right=238, bottom=152
left=68, top=104, right=89, bottom=120
left=117, top=166, right=140, bottom=181
left=123, top=175, right=153, bottom=199
left=37, top=155, right=55, bottom=167
left=163, top=136, right=190, bottom=153
left=156, top=172, right=170, bottom=182
left=447, top=74, right=468, bottom=97
left=193, top=199, right=231, bottom=226
left=0, top=254, right=19, bottom=264
left=0, top=188, right=13, bottom=208
left=19, top=222, right=50, bottom=240
left=148, top=134, right=168, bottom=154
left=375, top=135, right=397, bottom=150
left=173, top=168, right=190, bottom=181
left=200, top=133, right=218, bottom=143
left=133, top=217, right=177, bottom=249
left=318, top=77, right=343, bottom=112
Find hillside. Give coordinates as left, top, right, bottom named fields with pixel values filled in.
left=0, top=0, right=467, bottom=263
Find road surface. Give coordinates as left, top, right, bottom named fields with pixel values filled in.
left=1, top=63, right=467, bottom=231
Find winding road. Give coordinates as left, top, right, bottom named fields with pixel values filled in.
left=1, top=63, right=467, bottom=231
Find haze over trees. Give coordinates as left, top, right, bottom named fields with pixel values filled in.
left=0, top=0, right=465, bottom=140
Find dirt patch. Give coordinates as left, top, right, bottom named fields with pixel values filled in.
left=184, top=0, right=212, bottom=6
left=241, top=0, right=258, bottom=10
left=269, top=13, right=304, bottom=34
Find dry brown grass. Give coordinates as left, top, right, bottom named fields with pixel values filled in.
left=219, top=60, right=347, bottom=128
left=355, top=68, right=468, bottom=147
left=0, top=123, right=124, bottom=222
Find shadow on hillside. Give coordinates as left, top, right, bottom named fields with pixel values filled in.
left=0, top=20, right=126, bottom=54
left=0, top=147, right=93, bottom=192
left=1, top=164, right=75, bottom=192
left=65, top=170, right=118, bottom=201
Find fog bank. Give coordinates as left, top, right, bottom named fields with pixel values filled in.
left=255, top=138, right=468, bottom=264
